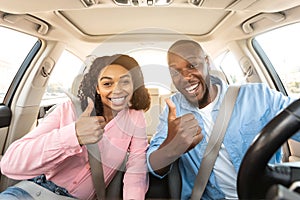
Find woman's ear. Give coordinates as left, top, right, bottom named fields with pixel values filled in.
left=96, top=85, right=100, bottom=94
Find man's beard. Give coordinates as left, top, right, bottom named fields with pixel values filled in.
left=196, top=85, right=210, bottom=109
left=191, top=75, right=211, bottom=108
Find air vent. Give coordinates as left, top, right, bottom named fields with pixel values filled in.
left=113, top=0, right=172, bottom=6
left=80, top=0, right=100, bottom=7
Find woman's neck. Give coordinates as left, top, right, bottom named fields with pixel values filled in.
left=102, top=106, right=118, bottom=123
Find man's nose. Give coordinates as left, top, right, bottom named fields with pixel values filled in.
left=181, top=69, right=192, bottom=78
left=112, top=82, right=122, bottom=93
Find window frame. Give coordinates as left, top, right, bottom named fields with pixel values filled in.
left=252, top=38, right=287, bottom=95
left=3, top=40, right=42, bottom=107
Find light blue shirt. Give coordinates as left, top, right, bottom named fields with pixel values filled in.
left=147, top=76, right=300, bottom=199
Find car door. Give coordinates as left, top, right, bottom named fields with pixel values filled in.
left=253, top=23, right=300, bottom=162
left=0, top=26, right=39, bottom=159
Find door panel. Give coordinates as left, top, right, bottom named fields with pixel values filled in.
left=0, top=105, right=11, bottom=128
left=0, top=105, right=11, bottom=156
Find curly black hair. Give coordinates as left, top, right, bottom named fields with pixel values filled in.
left=77, top=54, right=151, bottom=116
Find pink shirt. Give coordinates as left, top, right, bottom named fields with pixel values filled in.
left=0, top=100, right=149, bottom=200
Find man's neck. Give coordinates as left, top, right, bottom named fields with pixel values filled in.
left=209, top=84, right=218, bottom=103
left=197, top=84, right=218, bottom=109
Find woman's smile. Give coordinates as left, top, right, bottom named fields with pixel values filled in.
left=109, top=95, right=128, bottom=106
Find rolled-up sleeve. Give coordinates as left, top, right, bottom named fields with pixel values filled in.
left=146, top=101, right=172, bottom=179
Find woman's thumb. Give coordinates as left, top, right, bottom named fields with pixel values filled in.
left=81, top=97, right=94, bottom=117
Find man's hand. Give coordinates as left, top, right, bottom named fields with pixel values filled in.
left=149, top=98, right=203, bottom=174
left=163, top=98, right=203, bottom=154
left=75, top=98, right=106, bottom=145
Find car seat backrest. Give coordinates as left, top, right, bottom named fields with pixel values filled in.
left=145, top=88, right=161, bottom=142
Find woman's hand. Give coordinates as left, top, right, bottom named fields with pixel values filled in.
left=75, top=98, right=106, bottom=145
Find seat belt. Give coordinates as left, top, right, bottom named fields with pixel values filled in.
left=87, top=141, right=129, bottom=200
left=87, top=144, right=106, bottom=200
left=191, top=85, right=240, bottom=200
left=65, top=91, right=106, bottom=200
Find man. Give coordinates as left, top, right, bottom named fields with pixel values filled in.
left=146, top=39, right=299, bottom=199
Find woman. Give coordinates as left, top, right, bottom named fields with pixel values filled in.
left=0, top=54, right=151, bottom=200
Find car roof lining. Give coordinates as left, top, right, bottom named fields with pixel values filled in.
left=2, top=0, right=300, bottom=58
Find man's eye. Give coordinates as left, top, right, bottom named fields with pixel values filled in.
left=188, top=64, right=195, bottom=69
left=120, top=80, right=130, bottom=85
left=170, top=69, right=179, bottom=77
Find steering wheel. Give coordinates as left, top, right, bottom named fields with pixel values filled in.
left=237, top=98, right=300, bottom=199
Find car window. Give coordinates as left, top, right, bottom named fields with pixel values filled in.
left=254, top=23, right=300, bottom=98
left=41, top=50, right=83, bottom=107
left=0, top=27, right=38, bottom=102
left=214, top=51, right=245, bottom=84
left=129, top=49, right=172, bottom=95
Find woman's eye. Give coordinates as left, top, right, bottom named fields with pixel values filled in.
left=103, top=82, right=112, bottom=86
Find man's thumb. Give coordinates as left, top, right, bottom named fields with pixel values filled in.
left=165, top=98, right=176, bottom=121
left=81, top=97, right=94, bottom=117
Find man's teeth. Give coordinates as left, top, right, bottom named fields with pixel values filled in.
left=111, top=97, right=125, bottom=103
left=185, top=84, right=199, bottom=93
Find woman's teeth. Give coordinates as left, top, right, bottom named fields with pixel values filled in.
left=111, top=97, right=126, bottom=103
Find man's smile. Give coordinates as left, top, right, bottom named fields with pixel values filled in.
left=185, top=83, right=199, bottom=94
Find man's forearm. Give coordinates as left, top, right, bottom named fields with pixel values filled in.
left=149, top=141, right=181, bottom=176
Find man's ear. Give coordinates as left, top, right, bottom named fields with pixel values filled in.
left=205, top=55, right=211, bottom=70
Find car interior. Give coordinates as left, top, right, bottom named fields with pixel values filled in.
left=0, top=0, right=300, bottom=199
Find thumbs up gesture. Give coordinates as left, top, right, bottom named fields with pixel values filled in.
left=163, top=98, right=203, bottom=154
left=75, top=98, right=106, bottom=145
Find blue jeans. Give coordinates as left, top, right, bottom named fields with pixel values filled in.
left=0, top=186, right=33, bottom=200
left=0, top=174, right=75, bottom=199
